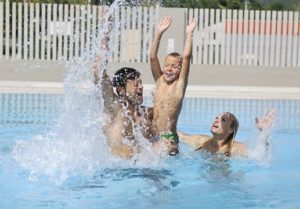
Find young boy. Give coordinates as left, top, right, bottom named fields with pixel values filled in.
left=150, top=16, right=197, bottom=155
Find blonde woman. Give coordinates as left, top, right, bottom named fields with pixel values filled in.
left=178, top=109, right=277, bottom=157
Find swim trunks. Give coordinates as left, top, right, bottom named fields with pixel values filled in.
left=160, top=133, right=179, bottom=144
left=150, top=133, right=179, bottom=156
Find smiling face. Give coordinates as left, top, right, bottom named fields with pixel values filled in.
left=162, top=54, right=182, bottom=83
left=113, top=67, right=144, bottom=106
left=210, top=112, right=238, bottom=139
left=125, top=77, right=143, bottom=106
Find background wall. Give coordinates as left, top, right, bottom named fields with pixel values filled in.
left=1, top=59, right=300, bottom=87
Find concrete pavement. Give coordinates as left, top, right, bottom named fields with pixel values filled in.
left=1, top=59, right=300, bottom=99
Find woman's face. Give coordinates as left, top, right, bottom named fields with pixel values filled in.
left=210, top=112, right=234, bottom=137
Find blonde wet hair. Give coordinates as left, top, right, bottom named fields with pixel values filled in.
left=222, top=112, right=239, bottom=156
left=166, top=52, right=183, bottom=64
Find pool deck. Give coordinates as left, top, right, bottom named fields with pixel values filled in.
left=1, top=60, right=300, bottom=99
left=1, top=81, right=300, bottom=100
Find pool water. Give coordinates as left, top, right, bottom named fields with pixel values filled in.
left=1, top=93, right=300, bottom=209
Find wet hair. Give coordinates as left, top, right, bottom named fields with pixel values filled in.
left=111, top=67, right=141, bottom=87
left=166, top=52, right=183, bottom=63
left=223, top=112, right=239, bottom=156
left=225, top=112, right=239, bottom=141
left=197, top=112, right=239, bottom=157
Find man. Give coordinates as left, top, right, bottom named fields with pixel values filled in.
left=150, top=16, right=197, bottom=155
left=93, top=14, right=154, bottom=159
left=95, top=67, right=154, bottom=159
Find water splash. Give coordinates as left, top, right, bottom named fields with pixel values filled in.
left=10, top=0, right=164, bottom=184
left=248, top=129, right=273, bottom=166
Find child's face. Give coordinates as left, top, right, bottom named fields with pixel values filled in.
left=162, top=56, right=182, bottom=83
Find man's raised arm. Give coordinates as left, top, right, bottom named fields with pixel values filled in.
left=93, top=12, right=117, bottom=112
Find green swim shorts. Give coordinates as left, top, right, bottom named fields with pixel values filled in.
left=160, top=133, right=179, bottom=144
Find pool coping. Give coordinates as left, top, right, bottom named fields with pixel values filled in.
left=1, top=81, right=300, bottom=99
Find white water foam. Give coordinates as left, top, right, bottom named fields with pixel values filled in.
left=248, top=129, right=273, bottom=166
left=10, top=0, right=165, bottom=184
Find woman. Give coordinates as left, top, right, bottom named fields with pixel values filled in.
left=178, top=109, right=277, bottom=157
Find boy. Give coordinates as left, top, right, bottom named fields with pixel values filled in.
left=150, top=16, right=197, bottom=155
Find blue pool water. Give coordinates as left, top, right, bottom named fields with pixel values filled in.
left=1, top=93, right=300, bottom=209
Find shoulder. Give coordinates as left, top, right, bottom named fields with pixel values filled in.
left=156, top=76, right=165, bottom=84
left=231, top=141, right=247, bottom=157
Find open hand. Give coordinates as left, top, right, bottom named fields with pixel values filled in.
left=157, top=16, right=172, bottom=33
left=186, top=18, right=197, bottom=34
left=255, top=108, right=277, bottom=131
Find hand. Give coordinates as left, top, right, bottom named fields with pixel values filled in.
left=255, top=108, right=277, bottom=131
left=186, top=18, right=197, bottom=35
left=157, top=16, right=172, bottom=33
left=102, top=12, right=115, bottom=39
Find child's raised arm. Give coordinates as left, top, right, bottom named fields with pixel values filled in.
left=150, top=16, right=172, bottom=81
left=179, top=19, right=197, bottom=82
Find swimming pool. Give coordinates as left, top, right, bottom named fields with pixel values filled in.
left=1, top=93, right=300, bottom=209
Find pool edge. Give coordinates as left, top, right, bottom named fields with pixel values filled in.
left=1, top=81, right=300, bottom=99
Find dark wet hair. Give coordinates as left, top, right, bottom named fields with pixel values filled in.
left=111, top=67, right=141, bottom=87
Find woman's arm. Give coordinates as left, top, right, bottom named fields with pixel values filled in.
left=178, top=131, right=209, bottom=149
left=246, top=108, right=277, bottom=160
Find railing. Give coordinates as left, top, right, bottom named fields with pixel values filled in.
left=1, top=1, right=300, bottom=67
left=188, top=8, right=300, bottom=67
left=0, top=1, right=157, bottom=62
